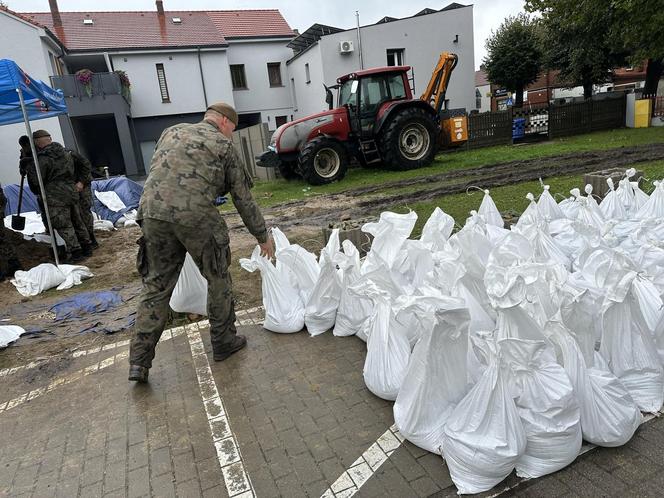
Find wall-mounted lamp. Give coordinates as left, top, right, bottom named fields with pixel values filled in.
left=453, top=34, right=459, bottom=43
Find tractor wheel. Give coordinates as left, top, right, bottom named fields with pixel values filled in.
left=277, top=160, right=300, bottom=180
left=380, top=107, right=438, bottom=170
left=298, top=138, right=348, bottom=185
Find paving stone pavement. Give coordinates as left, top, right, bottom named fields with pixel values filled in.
left=2, top=316, right=664, bottom=498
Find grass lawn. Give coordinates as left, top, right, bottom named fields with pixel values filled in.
left=244, top=127, right=664, bottom=208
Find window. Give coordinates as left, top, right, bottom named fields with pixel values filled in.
left=156, top=63, right=170, bottom=103
left=360, top=73, right=406, bottom=113
left=386, top=49, right=405, bottom=66
left=475, top=88, right=482, bottom=109
left=305, top=63, right=311, bottom=84
left=230, top=64, right=247, bottom=90
left=275, top=115, right=288, bottom=128
left=267, top=62, right=282, bottom=87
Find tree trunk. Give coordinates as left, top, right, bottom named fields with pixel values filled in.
left=515, top=85, right=524, bottom=107
left=583, top=80, right=593, bottom=100
left=643, top=58, right=663, bottom=98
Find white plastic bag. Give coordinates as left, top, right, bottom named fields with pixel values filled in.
left=478, top=189, right=504, bottom=227
left=442, top=336, right=527, bottom=495
left=334, top=240, right=373, bottom=337
left=500, top=337, right=582, bottom=478
left=304, top=229, right=342, bottom=335
left=361, top=211, right=417, bottom=274
left=393, top=297, right=471, bottom=454
left=240, top=246, right=304, bottom=333
left=0, top=325, right=26, bottom=348
left=272, top=227, right=320, bottom=305
left=170, top=253, right=207, bottom=316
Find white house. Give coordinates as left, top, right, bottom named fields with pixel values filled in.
left=286, top=4, right=475, bottom=120
left=16, top=1, right=295, bottom=177
left=0, top=6, right=67, bottom=186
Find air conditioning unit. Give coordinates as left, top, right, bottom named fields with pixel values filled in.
left=339, top=41, right=354, bottom=54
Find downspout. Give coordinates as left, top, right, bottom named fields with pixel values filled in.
left=356, top=11, right=364, bottom=70
left=197, top=47, right=209, bottom=107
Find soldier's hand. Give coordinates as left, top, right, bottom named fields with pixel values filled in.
left=75, top=181, right=84, bottom=192
left=259, top=237, right=275, bottom=260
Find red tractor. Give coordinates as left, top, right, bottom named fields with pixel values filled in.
left=257, top=52, right=467, bottom=185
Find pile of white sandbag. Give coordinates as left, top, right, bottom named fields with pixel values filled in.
left=233, top=169, right=664, bottom=493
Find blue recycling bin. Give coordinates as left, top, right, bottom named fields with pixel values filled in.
left=512, top=118, right=526, bottom=139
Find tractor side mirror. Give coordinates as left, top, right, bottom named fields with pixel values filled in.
left=324, top=84, right=334, bottom=110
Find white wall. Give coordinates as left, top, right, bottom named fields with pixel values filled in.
left=0, top=12, right=64, bottom=186
left=288, top=6, right=475, bottom=119
left=226, top=40, right=294, bottom=130
left=286, top=44, right=329, bottom=120
left=476, top=84, right=491, bottom=112
left=110, top=50, right=234, bottom=118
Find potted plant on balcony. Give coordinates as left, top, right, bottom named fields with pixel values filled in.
left=114, top=70, right=131, bottom=103
left=75, top=69, right=94, bottom=98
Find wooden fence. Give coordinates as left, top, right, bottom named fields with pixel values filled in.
left=464, top=94, right=627, bottom=148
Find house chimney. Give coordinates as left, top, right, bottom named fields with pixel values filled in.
left=48, top=0, right=62, bottom=27
left=156, top=1, right=164, bottom=16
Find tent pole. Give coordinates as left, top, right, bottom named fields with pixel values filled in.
left=17, top=86, right=60, bottom=266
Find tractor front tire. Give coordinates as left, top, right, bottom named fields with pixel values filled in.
left=298, top=138, right=348, bottom=185
left=277, top=160, right=300, bottom=180
left=380, top=107, right=438, bottom=170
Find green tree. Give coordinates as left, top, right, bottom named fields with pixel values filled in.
left=483, top=14, right=543, bottom=108
left=526, top=0, right=623, bottom=99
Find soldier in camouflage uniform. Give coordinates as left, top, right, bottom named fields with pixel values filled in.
left=33, top=130, right=92, bottom=262
left=19, top=135, right=49, bottom=232
left=128, top=103, right=275, bottom=383
left=71, top=149, right=98, bottom=249
left=0, top=184, right=23, bottom=281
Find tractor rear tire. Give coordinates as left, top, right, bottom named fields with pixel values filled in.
left=380, top=107, right=438, bottom=170
left=278, top=160, right=300, bottom=180
left=298, top=138, right=348, bottom=185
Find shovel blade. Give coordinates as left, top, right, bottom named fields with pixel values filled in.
left=11, top=215, right=25, bottom=231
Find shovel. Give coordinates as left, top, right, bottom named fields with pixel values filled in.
left=11, top=174, right=26, bottom=231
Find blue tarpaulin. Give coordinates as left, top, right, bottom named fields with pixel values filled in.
left=3, top=176, right=143, bottom=222
left=50, top=290, right=123, bottom=321
left=0, top=59, right=68, bottom=126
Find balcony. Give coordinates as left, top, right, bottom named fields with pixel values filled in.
left=50, top=72, right=131, bottom=118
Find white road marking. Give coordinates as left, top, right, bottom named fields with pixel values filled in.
left=320, top=425, right=404, bottom=497
left=186, top=321, right=255, bottom=498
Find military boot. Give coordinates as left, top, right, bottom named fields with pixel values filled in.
left=128, top=365, right=149, bottom=383
left=68, top=249, right=85, bottom=263
left=213, top=335, right=247, bottom=361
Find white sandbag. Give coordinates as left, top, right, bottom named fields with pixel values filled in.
left=334, top=240, right=373, bottom=337
left=420, top=207, right=454, bottom=251
left=600, top=178, right=627, bottom=220
left=11, top=263, right=66, bottom=296
left=576, top=196, right=604, bottom=230
left=57, top=265, right=94, bottom=290
left=584, top=184, right=604, bottom=222
left=0, top=325, right=25, bottom=348
left=545, top=318, right=641, bottom=447
left=393, top=297, right=471, bottom=454
left=558, top=190, right=581, bottom=220
left=500, top=337, right=582, bottom=478
left=240, top=246, right=304, bottom=333
left=478, top=189, right=504, bottom=227
left=529, top=222, right=571, bottom=270
left=272, top=227, right=320, bottom=305
left=537, top=184, right=565, bottom=221
left=170, top=253, right=207, bottom=316
left=93, top=219, right=115, bottom=231
left=635, top=181, right=664, bottom=219
left=442, top=337, right=527, bottom=495
left=601, top=297, right=664, bottom=412
left=361, top=211, right=417, bottom=274
left=304, top=229, right=342, bottom=335
left=515, top=193, right=540, bottom=231
left=616, top=177, right=636, bottom=215
left=632, top=180, right=649, bottom=211
left=350, top=269, right=410, bottom=400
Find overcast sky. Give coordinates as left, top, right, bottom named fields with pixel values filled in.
left=8, top=0, right=526, bottom=70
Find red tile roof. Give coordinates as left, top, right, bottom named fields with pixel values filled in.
left=21, top=9, right=294, bottom=52
left=207, top=10, right=295, bottom=39
left=475, top=69, right=489, bottom=87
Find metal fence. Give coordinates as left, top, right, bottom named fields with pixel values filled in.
left=653, top=96, right=664, bottom=118
left=464, top=94, right=627, bottom=148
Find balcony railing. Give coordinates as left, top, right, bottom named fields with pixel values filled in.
left=51, top=72, right=130, bottom=104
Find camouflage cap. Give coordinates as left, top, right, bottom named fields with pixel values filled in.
left=207, top=102, right=238, bottom=127
left=32, top=130, right=51, bottom=139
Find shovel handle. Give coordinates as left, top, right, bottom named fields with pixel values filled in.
left=16, top=174, right=25, bottom=216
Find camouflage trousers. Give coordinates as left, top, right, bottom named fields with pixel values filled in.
left=129, top=218, right=237, bottom=369
left=78, top=185, right=94, bottom=239
left=49, top=201, right=90, bottom=254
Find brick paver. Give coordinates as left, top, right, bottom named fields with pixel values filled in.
left=2, top=316, right=664, bottom=497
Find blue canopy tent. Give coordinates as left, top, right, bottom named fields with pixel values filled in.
left=0, top=58, right=69, bottom=265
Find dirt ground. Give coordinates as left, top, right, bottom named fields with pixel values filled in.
left=2, top=143, right=663, bottom=370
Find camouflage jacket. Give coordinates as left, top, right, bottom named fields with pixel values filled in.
left=19, top=152, right=41, bottom=196
left=36, top=142, right=77, bottom=206
left=70, top=150, right=92, bottom=185
left=138, top=120, right=267, bottom=243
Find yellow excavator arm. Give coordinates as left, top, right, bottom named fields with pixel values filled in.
left=420, top=52, right=459, bottom=114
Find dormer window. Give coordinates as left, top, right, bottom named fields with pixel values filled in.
left=83, top=19, right=94, bottom=25
left=172, top=17, right=182, bottom=24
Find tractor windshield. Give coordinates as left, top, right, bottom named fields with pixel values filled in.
left=339, top=79, right=358, bottom=107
